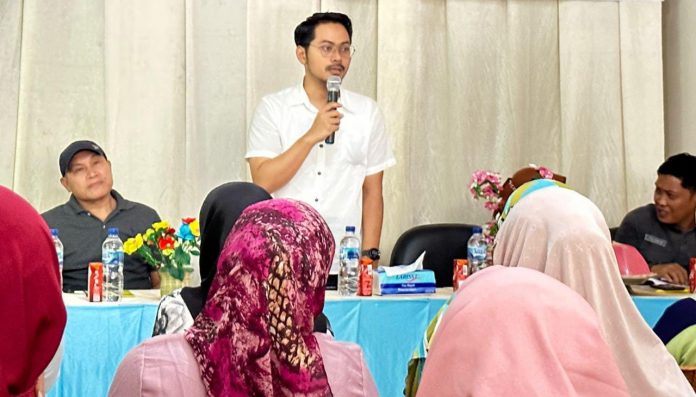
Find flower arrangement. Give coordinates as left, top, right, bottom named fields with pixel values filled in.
left=124, top=218, right=200, bottom=281
left=468, top=170, right=504, bottom=245
left=469, top=170, right=504, bottom=214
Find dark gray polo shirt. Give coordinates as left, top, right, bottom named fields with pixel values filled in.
left=42, top=190, right=160, bottom=292
left=615, top=204, right=696, bottom=271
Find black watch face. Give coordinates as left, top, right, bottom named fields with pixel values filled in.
left=368, top=248, right=380, bottom=260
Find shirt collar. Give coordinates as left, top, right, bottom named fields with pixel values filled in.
left=290, top=83, right=354, bottom=114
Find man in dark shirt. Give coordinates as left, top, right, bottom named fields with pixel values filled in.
left=42, top=140, right=161, bottom=292
left=615, top=153, right=696, bottom=285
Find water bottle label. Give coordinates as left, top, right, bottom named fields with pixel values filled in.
left=468, top=246, right=487, bottom=261
left=340, top=247, right=360, bottom=261
left=102, top=250, right=123, bottom=266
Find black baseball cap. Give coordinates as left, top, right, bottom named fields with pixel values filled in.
left=59, top=140, right=108, bottom=176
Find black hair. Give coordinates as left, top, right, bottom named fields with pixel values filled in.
left=294, top=12, right=352, bottom=47
left=658, top=152, right=696, bottom=191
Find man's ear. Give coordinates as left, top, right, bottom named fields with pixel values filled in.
left=296, top=46, right=307, bottom=65
left=60, top=176, right=71, bottom=193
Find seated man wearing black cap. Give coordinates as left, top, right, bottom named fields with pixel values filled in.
left=43, top=140, right=161, bottom=292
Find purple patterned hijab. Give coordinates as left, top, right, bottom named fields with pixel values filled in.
left=185, top=199, right=335, bottom=397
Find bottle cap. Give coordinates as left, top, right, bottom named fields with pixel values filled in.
left=108, top=227, right=119, bottom=235
left=345, top=226, right=356, bottom=233
left=360, top=257, right=373, bottom=265
left=472, top=226, right=482, bottom=234
left=50, top=228, right=59, bottom=237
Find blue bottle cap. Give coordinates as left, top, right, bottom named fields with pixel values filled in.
left=50, top=228, right=59, bottom=237
left=472, top=226, right=483, bottom=234
left=108, top=227, right=119, bottom=235
left=346, top=226, right=356, bottom=233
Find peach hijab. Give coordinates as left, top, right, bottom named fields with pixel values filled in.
left=418, top=266, right=629, bottom=396
left=494, top=187, right=693, bottom=397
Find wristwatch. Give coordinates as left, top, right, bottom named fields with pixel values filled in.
left=362, top=248, right=381, bottom=261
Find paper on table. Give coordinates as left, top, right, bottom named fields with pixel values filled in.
left=380, top=251, right=425, bottom=277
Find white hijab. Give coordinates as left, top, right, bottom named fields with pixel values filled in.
left=493, top=187, right=694, bottom=397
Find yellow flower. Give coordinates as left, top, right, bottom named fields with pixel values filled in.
left=162, top=248, right=174, bottom=257
left=123, top=234, right=144, bottom=255
left=189, top=219, right=200, bottom=237
left=144, top=228, right=155, bottom=241
left=153, top=220, right=169, bottom=231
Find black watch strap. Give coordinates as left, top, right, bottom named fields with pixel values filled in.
left=362, top=248, right=381, bottom=260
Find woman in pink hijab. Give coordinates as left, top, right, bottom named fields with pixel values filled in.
left=418, top=266, right=629, bottom=396
left=109, top=199, right=377, bottom=397
left=0, top=186, right=66, bottom=397
left=493, top=187, right=694, bottom=396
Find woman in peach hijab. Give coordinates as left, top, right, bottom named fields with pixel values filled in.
left=494, top=187, right=694, bottom=396
left=418, top=266, right=629, bottom=396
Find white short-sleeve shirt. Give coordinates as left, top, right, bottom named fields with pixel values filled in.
left=246, top=84, right=396, bottom=273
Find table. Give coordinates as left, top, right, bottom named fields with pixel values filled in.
left=632, top=295, right=693, bottom=327
left=49, top=291, right=160, bottom=397
left=48, top=290, right=688, bottom=397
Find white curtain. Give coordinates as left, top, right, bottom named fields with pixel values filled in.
left=0, top=0, right=666, bottom=263
left=663, top=0, right=696, bottom=156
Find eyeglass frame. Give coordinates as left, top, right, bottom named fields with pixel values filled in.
left=308, top=43, right=356, bottom=58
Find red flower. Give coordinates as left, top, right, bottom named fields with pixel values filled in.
left=158, top=236, right=175, bottom=250
left=182, top=217, right=196, bottom=224
left=167, top=227, right=176, bottom=235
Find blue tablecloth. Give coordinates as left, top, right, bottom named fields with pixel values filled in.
left=48, top=292, right=686, bottom=397
left=49, top=299, right=158, bottom=397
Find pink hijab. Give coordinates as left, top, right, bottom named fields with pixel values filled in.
left=418, top=266, right=629, bottom=396
left=0, top=186, right=66, bottom=396
left=494, top=187, right=694, bottom=396
left=185, top=199, right=334, bottom=397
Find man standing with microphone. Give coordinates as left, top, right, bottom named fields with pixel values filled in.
left=246, top=12, right=395, bottom=282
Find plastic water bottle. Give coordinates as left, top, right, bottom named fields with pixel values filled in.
left=467, top=226, right=488, bottom=274
left=338, top=226, right=360, bottom=296
left=102, top=227, right=124, bottom=302
left=50, top=229, right=64, bottom=288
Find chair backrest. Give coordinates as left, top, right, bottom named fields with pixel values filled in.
left=609, top=227, right=619, bottom=241
left=612, top=241, right=651, bottom=276
left=389, top=223, right=477, bottom=287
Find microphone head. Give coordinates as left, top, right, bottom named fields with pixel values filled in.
left=327, top=75, right=341, bottom=91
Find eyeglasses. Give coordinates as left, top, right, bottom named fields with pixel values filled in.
left=309, top=43, right=356, bottom=58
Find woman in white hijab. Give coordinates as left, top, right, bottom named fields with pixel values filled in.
left=494, top=186, right=694, bottom=397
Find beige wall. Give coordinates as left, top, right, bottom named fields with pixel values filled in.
left=663, top=0, right=696, bottom=156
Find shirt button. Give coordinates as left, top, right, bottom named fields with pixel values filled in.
left=319, top=144, right=324, bottom=148
left=317, top=171, right=322, bottom=176
left=315, top=198, right=319, bottom=202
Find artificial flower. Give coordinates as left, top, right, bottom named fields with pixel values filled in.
left=158, top=235, right=175, bottom=251
left=152, top=220, right=169, bottom=231
left=189, top=219, right=200, bottom=237
left=124, top=218, right=200, bottom=281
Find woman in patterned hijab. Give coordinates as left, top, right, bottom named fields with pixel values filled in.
left=186, top=198, right=335, bottom=395
left=110, top=199, right=377, bottom=397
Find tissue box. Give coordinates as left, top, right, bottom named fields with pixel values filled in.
left=373, top=269, right=437, bottom=295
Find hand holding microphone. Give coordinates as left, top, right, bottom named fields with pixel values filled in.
left=325, top=75, right=341, bottom=144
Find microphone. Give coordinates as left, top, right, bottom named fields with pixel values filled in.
left=325, top=75, right=341, bottom=144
